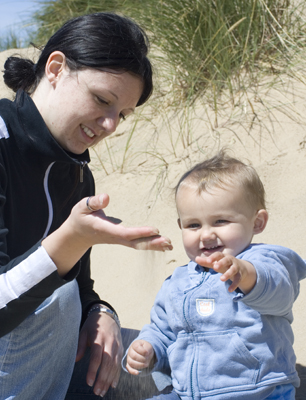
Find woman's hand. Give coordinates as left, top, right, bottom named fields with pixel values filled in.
left=76, top=309, right=123, bottom=397
left=71, top=194, right=173, bottom=250
left=42, top=194, right=173, bottom=276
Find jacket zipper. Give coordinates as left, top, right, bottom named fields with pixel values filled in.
left=183, top=269, right=207, bottom=400
left=79, top=161, right=87, bottom=183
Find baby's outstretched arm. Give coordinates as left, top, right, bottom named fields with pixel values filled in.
left=195, top=253, right=257, bottom=294
left=126, top=340, right=156, bottom=375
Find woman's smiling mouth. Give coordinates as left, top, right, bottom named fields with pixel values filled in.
left=81, top=124, right=95, bottom=138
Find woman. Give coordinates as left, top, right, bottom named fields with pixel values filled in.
left=0, top=12, right=172, bottom=399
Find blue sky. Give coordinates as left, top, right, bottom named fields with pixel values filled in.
left=0, top=0, right=45, bottom=42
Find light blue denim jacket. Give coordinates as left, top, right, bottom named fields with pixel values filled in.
left=128, top=244, right=306, bottom=400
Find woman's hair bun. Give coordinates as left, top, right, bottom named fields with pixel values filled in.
left=3, top=56, right=37, bottom=93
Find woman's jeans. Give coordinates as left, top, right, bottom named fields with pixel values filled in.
left=0, top=280, right=82, bottom=400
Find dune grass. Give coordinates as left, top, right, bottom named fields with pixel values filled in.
left=31, top=0, right=306, bottom=104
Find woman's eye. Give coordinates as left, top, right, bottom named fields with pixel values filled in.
left=96, top=96, right=108, bottom=105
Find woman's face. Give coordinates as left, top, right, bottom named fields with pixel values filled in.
left=35, top=60, right=143, bottom=154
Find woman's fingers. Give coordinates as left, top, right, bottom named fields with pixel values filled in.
left=84, top=194, right=110, bottom=213
left=80, top=194, right=173, bottom=251
left=130, top=234, right=173, bottom=251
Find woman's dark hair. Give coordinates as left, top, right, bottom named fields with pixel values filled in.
left=3, top=13, right=153, bottom=106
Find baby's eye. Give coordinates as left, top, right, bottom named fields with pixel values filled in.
left=188, top=223, right=200, bottom=229
left=215, top=219, right=228, bottom=225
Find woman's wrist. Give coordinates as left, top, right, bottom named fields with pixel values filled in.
left=42, top=219, right=90, bottom=277
left=87, top=304, right=121, bottom=328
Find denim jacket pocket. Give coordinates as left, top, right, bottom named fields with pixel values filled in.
left=194, top=330, right=260, bottom=393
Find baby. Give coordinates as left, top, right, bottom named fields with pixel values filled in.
left=124, top=151, right=306, bottom=400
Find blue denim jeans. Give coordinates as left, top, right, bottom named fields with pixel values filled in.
left=0, top=280, right=82, bottom=400
left=265, top=384, right=295, bottom=399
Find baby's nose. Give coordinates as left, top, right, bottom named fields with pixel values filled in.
left=200, top=227, right=216, bottom=241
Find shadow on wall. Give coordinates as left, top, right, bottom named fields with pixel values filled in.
left=296, top=364, right=306, bottom=399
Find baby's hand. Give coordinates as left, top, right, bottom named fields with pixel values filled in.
left=195, top=252, right=256, bottom=294
left=126, top=340, right=156, bottom=375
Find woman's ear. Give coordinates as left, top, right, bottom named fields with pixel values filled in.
left=253, top=209, right=269, bottom=235
left=45, top=51, right=67, bottom=86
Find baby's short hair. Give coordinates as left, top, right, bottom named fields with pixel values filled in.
left=175, top=150, right=266, bottom=211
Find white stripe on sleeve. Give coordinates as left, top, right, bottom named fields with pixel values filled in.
left=0, top=116, right=9, bottom=139
left=0, top=246, right=57, bottom=309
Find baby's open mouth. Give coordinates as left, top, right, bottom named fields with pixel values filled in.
left=201, top=245, right=224, bottom=255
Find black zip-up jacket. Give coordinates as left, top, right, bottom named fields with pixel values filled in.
left=0, top=91, right=109, bottom=337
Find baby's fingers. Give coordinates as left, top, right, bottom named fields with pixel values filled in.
left=126, top=341, right=153, bottom=373
left=213, top=256, right=235, bottom=275
left=215, top=258, right=241, bottom=292
left=126, top=352, right=148, bottom=375
left=227, top=273, right=242, bottom=292
left=126, top=359, right=141, bottom=375
left=195, top=252, right=224, bottom=269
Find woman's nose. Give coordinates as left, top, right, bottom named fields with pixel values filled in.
left=96, top=115, right=118, bottom=135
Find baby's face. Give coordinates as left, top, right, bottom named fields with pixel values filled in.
left=176, top=183, right=259, bottom=261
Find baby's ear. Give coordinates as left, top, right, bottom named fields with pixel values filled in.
left=177, top=218, right=182, bottom=229
left=253, top=209, right=269, bottom=235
